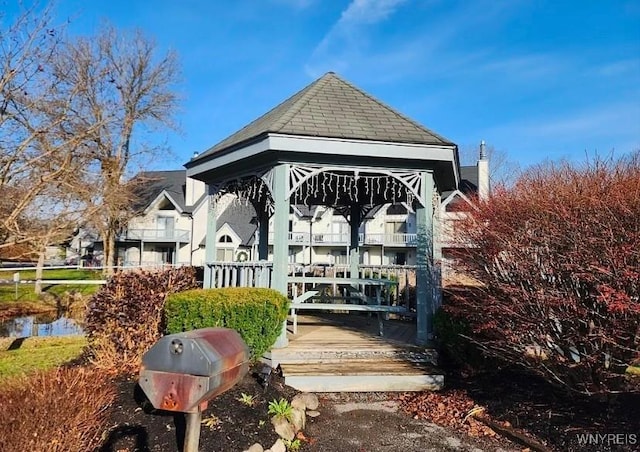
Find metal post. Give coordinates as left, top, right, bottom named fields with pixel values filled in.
left=183, top=411, right=202, bottom=452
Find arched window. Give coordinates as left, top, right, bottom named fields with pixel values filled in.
left=219, top=235, right=233, bottom=243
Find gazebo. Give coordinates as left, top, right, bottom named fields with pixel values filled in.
left=185, top=72, right=460, bottom=348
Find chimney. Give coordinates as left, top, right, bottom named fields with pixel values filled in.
left=477, top=140, right=490, bottom=200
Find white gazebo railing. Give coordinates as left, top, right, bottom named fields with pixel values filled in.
left=204, top=261, right=273, bottom=289
left=202, top=261, right=441, bottom=315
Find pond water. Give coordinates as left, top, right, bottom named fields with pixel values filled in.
left=0, top=312, right=84, bottom=338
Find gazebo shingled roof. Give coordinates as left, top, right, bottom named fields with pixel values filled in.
left=194, top=72, right=455, bottom=161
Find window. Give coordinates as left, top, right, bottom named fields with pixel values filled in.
left=158, top=246, right=174, bottom=264
left=157, top=216, right=175, bottom=239
left=385, top=221, right=406, bottom=234
left=216, top=248, right=234, bottom=261
left=219, top=235, right=233, bottom=243
left=332, top=250, right=348, bottom=265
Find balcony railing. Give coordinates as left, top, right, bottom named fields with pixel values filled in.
left=268, top=232, right=417, bottom=246
left=122, top=228, right=190, bottom=242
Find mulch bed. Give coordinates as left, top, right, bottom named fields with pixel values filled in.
left=98, top=362, right=638, bottom=452
left=400, top=368, right=640, bottom=452
left=100, top=365, right=297, bottom=452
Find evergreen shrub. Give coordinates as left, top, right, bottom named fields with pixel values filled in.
left=165, top=287, right=290, bottom=359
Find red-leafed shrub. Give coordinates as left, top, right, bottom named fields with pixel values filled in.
left=0, top=366, right=116, bottom=452
left=447, top=153, right=640, bottom=395
left=85, top=266, right=199, bottom=374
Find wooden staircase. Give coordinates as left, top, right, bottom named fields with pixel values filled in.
left=263, top=314, right=444, bottom=392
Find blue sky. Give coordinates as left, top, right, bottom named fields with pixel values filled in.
left=6, top=0, right=640, bottom=170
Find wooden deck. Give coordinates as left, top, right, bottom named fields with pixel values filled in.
left=265, top=313, right=443, bottom=392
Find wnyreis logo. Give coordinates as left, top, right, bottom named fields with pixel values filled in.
left=576, top=433, right=637, bottom=447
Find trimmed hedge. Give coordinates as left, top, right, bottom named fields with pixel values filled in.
left=165, top=287, right=290, bottom=359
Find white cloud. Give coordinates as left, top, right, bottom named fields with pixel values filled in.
left=304, top=0, right=520, bottom=81
left=306, top=0, right=409, bottom=77
left=339, top=0, right=408, bottom=25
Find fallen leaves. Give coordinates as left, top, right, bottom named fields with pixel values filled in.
left=398, top=390, right=497, bottom=437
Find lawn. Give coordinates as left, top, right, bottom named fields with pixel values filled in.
left=0, top=268, right=103, bottom=281
left=0, top=336, right=87, bottom=381
left=0, top=268, right=103, bottom=305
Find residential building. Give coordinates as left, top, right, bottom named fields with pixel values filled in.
left=112, top=149, right=485, bottom=268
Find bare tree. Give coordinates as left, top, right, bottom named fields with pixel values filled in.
left=0, top=3, right=97, bottom=262
left=55, top=25, right=180, bottom=273
left=458, top=142, right=520, bottom=187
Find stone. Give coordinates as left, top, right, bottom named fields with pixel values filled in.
left=290, top=395, right=306, bottom=411
left=243, top=443, right=264, bottom=452
left=306, top=410, right=320, bottom=418
left=271, top=415, right=295, bottom=441
left=270, top=439, right=286, bottom=452
left=291, top=392, right=319, bottom=411
left=290, top=407, right=306, bottom=432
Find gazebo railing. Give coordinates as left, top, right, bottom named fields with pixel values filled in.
left=205, top=261, right=273, bottom=288
left=203, top=261, right=441, bottom=314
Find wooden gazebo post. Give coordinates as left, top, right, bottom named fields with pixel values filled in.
left=203, top=184, right=218, bottom=288
left=415, top=171, right=435, bottom=345
left=348, top=203, right=362, bottom=280
left=271, top=164, right=290, bottom=348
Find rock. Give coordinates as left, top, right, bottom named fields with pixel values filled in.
left=290, top=407, right=306, bottom=431
left=290, top=395, right=306, bottom=411
left=243, top=443, right=264, bottom=452
left=306, top=410, right=320, bottom=417
left=271, top=415, right=295, bottom=441
left=291, top=392, right=319, bottom=411
left=270, top=439, right=286, bottom=452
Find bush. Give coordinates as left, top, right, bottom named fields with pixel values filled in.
left=433, top=305, right=478, bottom=369
left=0, top=366, right=116, bottom=451
left=165, top=287, right=290, bottom=359
left=449, top=153, right=640, bottom=395
left=85, top=266, right=199, bottom=373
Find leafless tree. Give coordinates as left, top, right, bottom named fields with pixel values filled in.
left=458, top=142, right=520, bottom=187
left=54, top=25, right=180, bottom=273
left=0, top=3, right=97, bottom=265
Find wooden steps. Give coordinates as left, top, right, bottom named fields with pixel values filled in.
left=280, top=358, right=444, bottom=392
left=265, top=314, right=444, bottom=392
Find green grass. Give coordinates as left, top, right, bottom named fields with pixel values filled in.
left=0, top=268, right=103, bottom=281
left=0, top=336, right=87, bottom=381
left=0, top=269, right=103, bottom=304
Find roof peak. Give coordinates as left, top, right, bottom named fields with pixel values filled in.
left=193, top=72, right=454, bottom=161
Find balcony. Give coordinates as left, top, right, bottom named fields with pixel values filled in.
left=122, top=228, right=190, bottom=243
left=268, top=232, right=417, bottom=247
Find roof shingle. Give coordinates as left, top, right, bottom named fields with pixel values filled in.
left=195, top=72, right=454, bottom=160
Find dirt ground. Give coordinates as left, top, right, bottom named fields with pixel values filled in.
left=98, top=365, right=516, bottom=452
left=98, top=364, right=639, bottom=452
